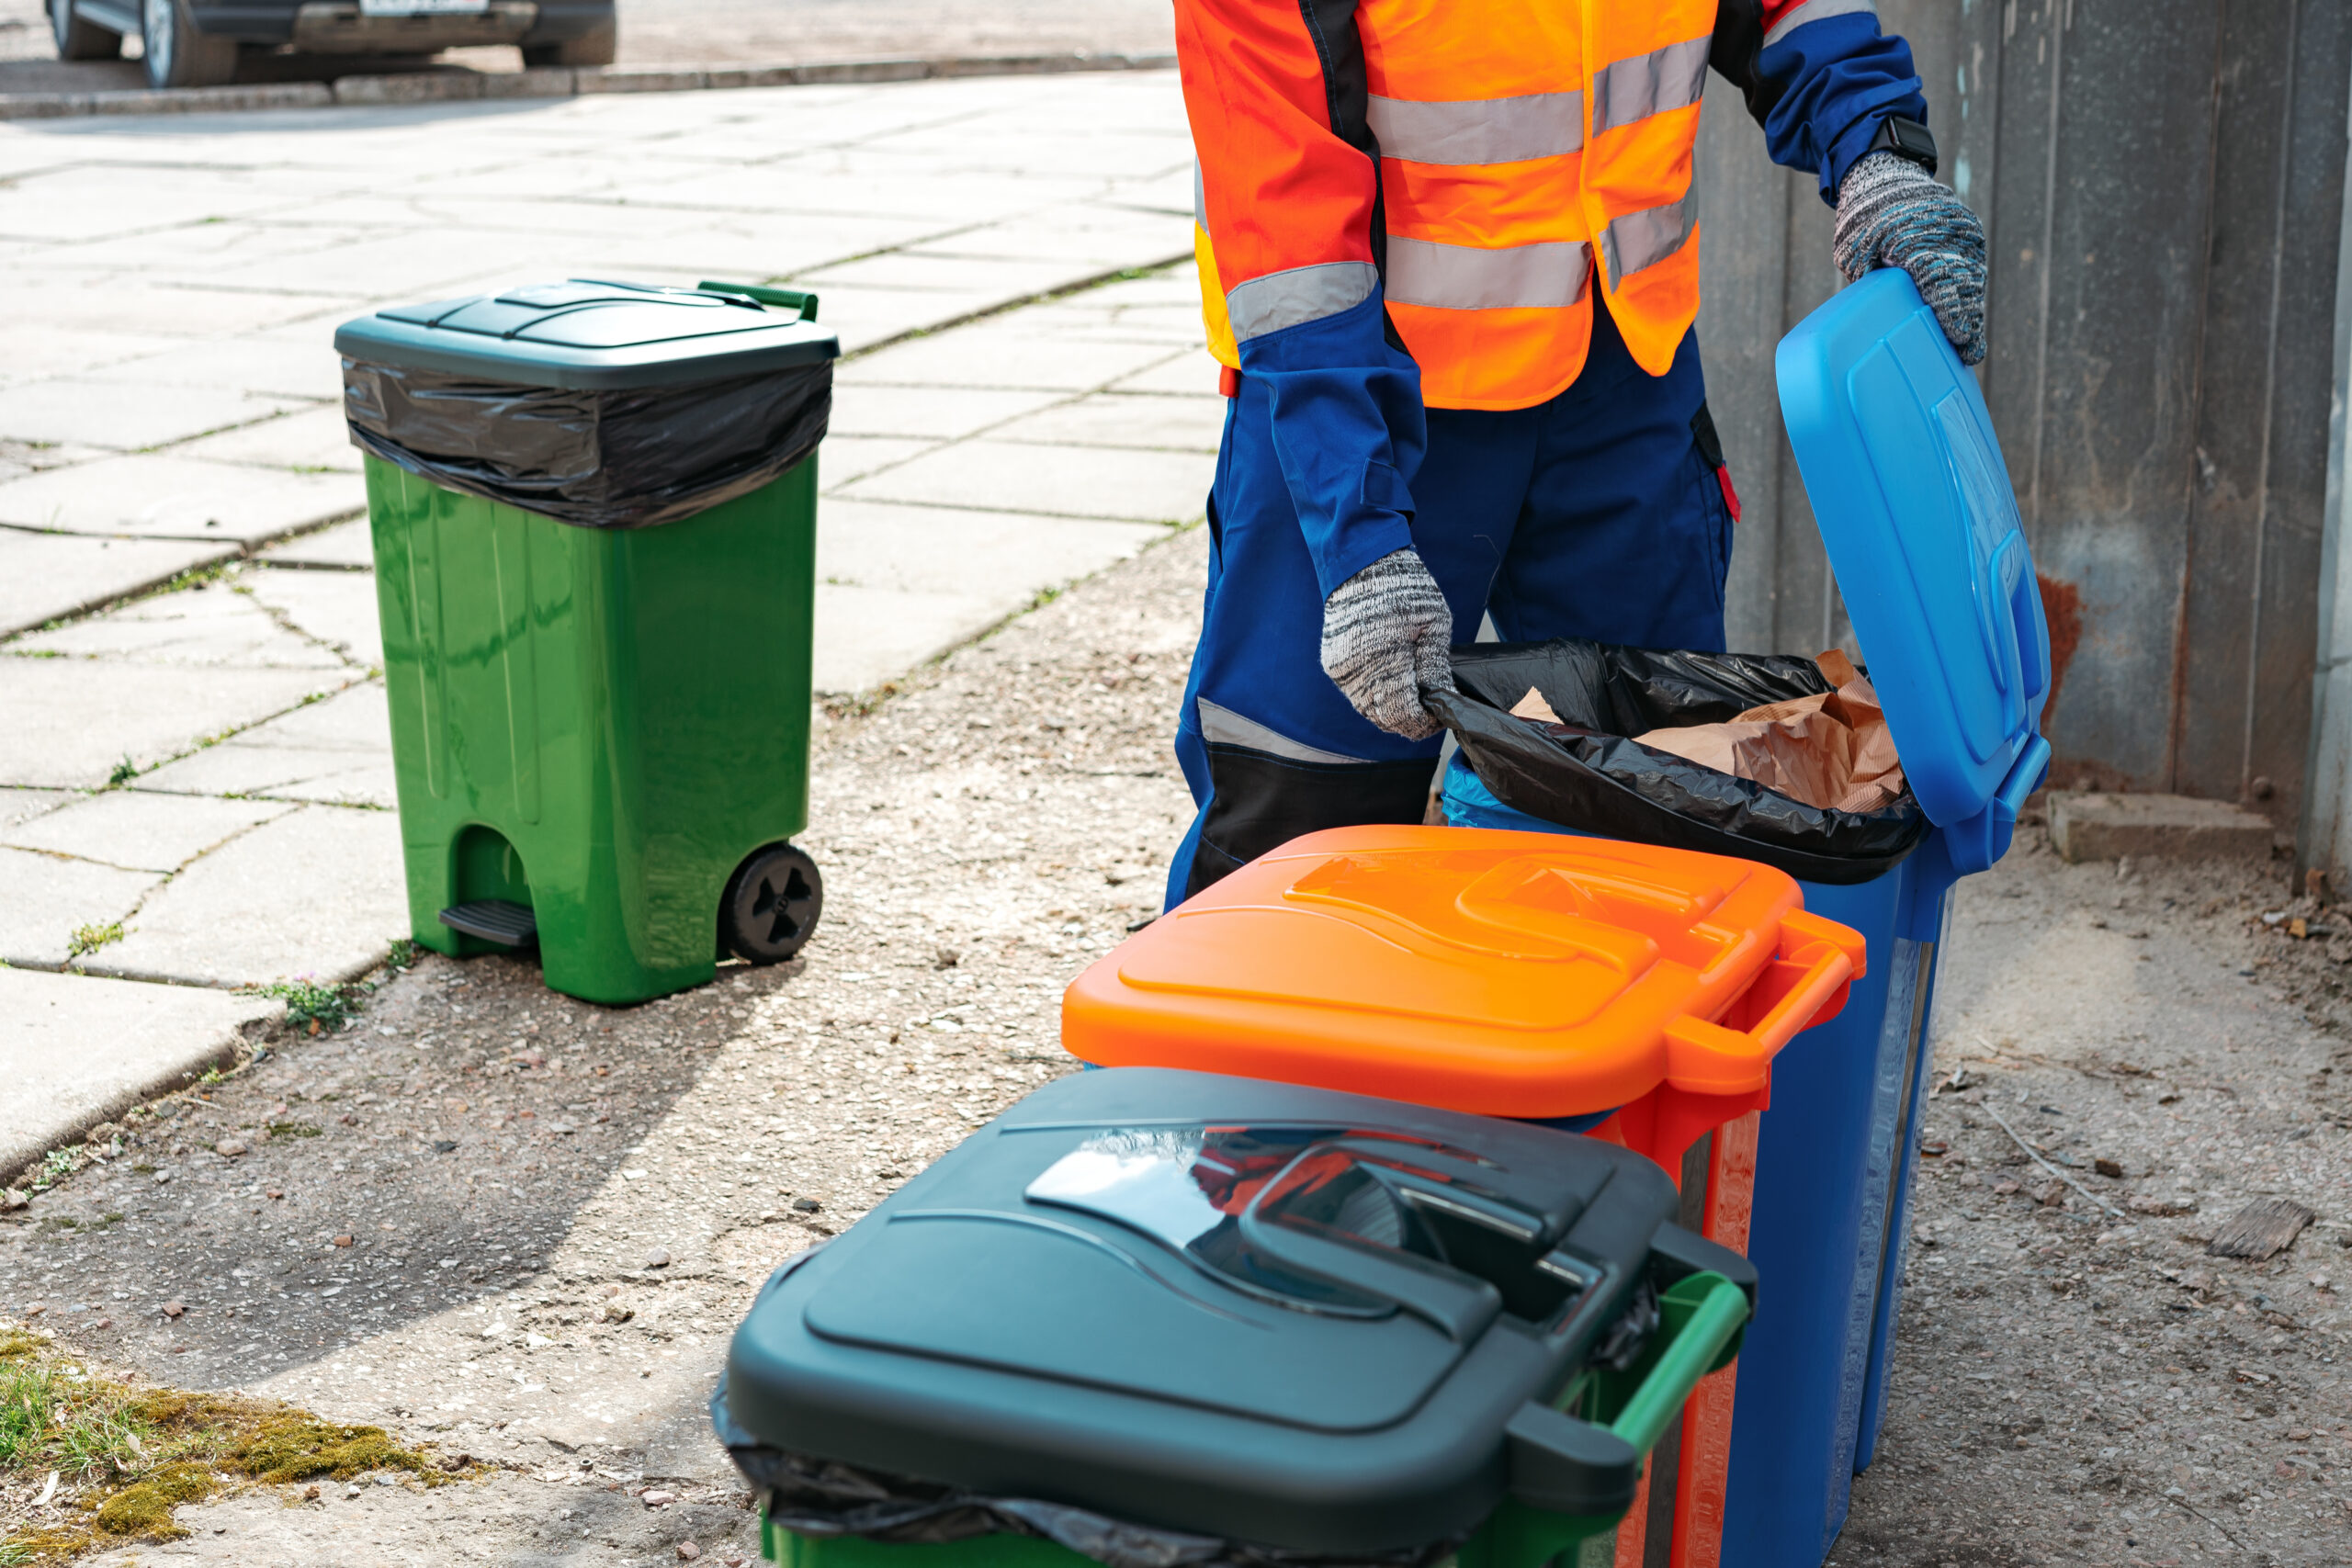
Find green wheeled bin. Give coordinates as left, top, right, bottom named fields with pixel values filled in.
left=335, top=278, right=838, bottom=1005
left=713, top=1067, right=1757, bottom=1568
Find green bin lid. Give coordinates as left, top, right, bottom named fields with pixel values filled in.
left=334, top=278, right=838, bottom=391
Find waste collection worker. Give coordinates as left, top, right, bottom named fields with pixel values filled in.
left=1164, top=0, right=1988, bottom=903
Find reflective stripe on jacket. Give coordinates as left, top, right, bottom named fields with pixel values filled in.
left=1183, top=0, right=1916, bottom=410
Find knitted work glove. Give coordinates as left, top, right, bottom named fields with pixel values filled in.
left=1833, top=150, right=1988, bottom=366
left=1319, top=548, right=1457, bottom=742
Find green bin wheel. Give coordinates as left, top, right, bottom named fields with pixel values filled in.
left=719, top=843, right=823, bottom=964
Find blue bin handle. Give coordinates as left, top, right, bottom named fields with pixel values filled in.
left=1943, top=733, right=2052, bottom=875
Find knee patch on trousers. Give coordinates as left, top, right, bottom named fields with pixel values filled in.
left=1187, top=743, right=1437, bottom=899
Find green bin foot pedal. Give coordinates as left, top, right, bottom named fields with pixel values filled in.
left=439, top=900, right=537, bottom=948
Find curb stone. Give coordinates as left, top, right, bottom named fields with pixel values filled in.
left=0, top=51, right=1178, bottom=122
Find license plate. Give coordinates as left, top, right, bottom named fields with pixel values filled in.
left=358, top=0, right=492, bottom=16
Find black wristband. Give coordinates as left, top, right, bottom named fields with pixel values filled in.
left=1864, top=115, right=1938, bottom=176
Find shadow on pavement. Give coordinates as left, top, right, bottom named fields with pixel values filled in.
left=0, top=945, right=789, bottom=1399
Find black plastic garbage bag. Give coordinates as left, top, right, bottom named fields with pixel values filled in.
left=709, top=1392, right=1461, bottom=1568
left=342, top=357, right=831, bottom=530
left=1430, top=639, right=1928, bottom=886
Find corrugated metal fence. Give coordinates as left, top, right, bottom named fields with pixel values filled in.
left=1694, top=0, right=2352, bottom=857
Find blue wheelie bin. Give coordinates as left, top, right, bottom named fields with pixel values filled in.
left=1434, top=269, right=2053, bottom=1568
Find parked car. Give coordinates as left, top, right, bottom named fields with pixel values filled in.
left=49, top=0, right=617, bottom=89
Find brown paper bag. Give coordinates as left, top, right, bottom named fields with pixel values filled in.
left=1624, top=650, right=1906, bottom=813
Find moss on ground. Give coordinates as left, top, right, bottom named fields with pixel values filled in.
left=0, top=1326, right=455, bottom=1563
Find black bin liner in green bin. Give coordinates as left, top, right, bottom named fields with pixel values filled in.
left=335, top=278, right=837, bottom=531
left=1430, top=639, right=1929, bottom=886
left=712, top=1372, right=1461, bottom=1568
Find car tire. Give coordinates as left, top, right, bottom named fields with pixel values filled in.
left=51, top=0, right=124, bottom=59
left=141, top=0, right=239, bottom=89
left=521, top=21, right=616, bottom=69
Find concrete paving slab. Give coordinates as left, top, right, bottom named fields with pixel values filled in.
left=0, top=528, right=235, bottom=639
left=1022, top=309, right=1209, bottom=347
left=2048, top=793, right=2278, bottom=863
left=257, top=516, right=375, bottom=569
left=836, top=439, right=1211, bottom=523
left=585, top=219, right=959, bottom=281
left=1107, top=353, right=1221, bottom=398
left=241, top=565, right=383, bottom=666
left=0, top=380, right=307, bottom=451
left=173, top=405, right=366, bottom=474
left=0, top=438, right=106, bottom=488
left=133, top=682, right=396, bottom=809
left=0, top=787, right=75, bottom=827
left=990, top=391, right=1225, bottom=452
left=0, top=845, right=161, bottom=969
left=818, top=498, right=1163, bottom=602
left=21, top=220, right=377, bottom=285
left=90, top=803, right=408, bottom=989
left=0, top=966, right=277, bottom=1184
left=221, top=228, right=574, bottom=299
left=0, top=454, right=364, bottom=544
left=812, top=581, right=1010, bottom=695
left=839, top=328, right=1186, bottom=392
left=0, top=322, right=161, bottom=388
left=941, top=211, right=1191, bottom=267
left=86, top=332, right=347, bottom=403
left=9, top=279, right=347, bottom=342
left=815, top=436, right=938, bottom=488
left=827, top=384, right=1061, bottom=441
left=1071, top=270, right=1209, bottom=310
left=0, top=164, right=294, bottom=244
left=795, top=284, right=1012, bottom=354
left=0, top=791, right=292, bottom=874
left=797, top=250, right=1097, bottom=299
left=11, top=579, right=347, bottom=670
left=0, top=658, right=349, bottom=789
left=631, top=164, right=1102, bottom=224
left=134, top=745, right=400, bottom=811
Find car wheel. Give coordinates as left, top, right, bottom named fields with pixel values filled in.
left=51, top=0, right=124, bottom=59
left=520, top=20, right=616, bottom=69
left=141, top=0, right=239, bottom=89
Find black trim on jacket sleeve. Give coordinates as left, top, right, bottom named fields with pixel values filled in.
left=1708, top=0, right=1781, bottom=128
left=1296, top=0, right=1410, bottom=352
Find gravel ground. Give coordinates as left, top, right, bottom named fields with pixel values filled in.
left=3, top=525, right=2347, bottom=1567
left=1838, top=842, right=2351, bottom=1567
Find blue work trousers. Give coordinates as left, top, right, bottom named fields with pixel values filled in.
left=1167, top=307, right=1736, bottom=907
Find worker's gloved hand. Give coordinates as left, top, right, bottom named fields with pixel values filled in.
left=1320, top=549, right=1457, bottom=741
left=1833, top=150, right=1988, bottom=366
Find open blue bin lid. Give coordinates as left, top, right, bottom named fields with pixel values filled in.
left=1776, top=269, right=2053, bottom=874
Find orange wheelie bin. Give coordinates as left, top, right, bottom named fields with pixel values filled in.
left=1062, top=825, right=1867, bottom=1568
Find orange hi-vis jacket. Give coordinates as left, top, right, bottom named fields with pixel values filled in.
left=1183, top=0, right=1859, bottom=412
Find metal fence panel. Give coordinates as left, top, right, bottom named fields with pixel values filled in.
left=1699, top=0, right=2351, bottom=845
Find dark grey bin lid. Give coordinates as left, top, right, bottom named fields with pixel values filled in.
left=723, top=1067, right=1742, bottom=1553
left=334, top=278, right=839, bottom=390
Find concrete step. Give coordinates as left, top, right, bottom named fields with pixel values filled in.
left=2046, top=791, right=2278, bottom=863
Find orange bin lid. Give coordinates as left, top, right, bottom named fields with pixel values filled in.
left=1063, top=827, right=1868, bottom=1119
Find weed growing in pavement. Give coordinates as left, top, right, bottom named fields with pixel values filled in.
left=104, top=757, right=135, bottom=787
left=27, top=1150, right=77, bottom=1193
left=238, top=976, right=357, bottom=1034
left=265, top=1122, right=322, bottom=1141
left=0, top=1331, right=455, bottom=1562
left=386, top=938, right=417, bottom=973
left=63, top=924, right=122, bottom=961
